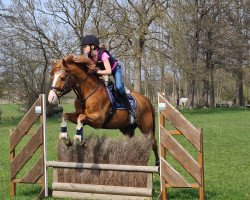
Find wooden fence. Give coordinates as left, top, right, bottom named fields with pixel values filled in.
left=158, top=93, right=205, bottom=200
left=9, top=94, right=47, bottom=198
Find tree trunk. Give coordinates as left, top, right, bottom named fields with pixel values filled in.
left=203, top=79, right=209, bottom=107
left=236, top=70, right=244, bottom=106
left=133, top=43, right=143, bottom=93
left=134, top=58, right=141, bottom=92
left=160, top=60, right=165, bottom=94
left=188, top=78, right=196, bottom=108
left=209, top=69, right=215, bottom=108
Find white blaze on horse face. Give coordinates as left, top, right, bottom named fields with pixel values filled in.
left=48, top=90, right=58, bottom=104
left=52, top=70, right=62, bottom=88
left=48, top=70, right=62, bottom=104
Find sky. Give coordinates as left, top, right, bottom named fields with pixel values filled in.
left=2, top=0, right=11, bottom=6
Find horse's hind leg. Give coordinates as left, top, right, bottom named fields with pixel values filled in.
left=152, top=137, right=160, bottom=166
left=119, top=124, right=137, bottom=138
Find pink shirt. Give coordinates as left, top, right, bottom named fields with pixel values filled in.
left=94, top=51, right=118, bottom=71
left=101, top=52, right=110, bottom=61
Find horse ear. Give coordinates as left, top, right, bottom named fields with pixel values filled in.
left=62, top=59, right=69, bottom=68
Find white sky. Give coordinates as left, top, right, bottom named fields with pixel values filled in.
left=2, top=0, right=11, bottom=5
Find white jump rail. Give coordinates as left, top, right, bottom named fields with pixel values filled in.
left=46, top=161, right=159, bottom=173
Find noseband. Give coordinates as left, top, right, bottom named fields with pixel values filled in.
left=51, top=74, right=71, bottom=97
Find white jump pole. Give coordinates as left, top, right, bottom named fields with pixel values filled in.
left=41, top=94, right=48, bottom=197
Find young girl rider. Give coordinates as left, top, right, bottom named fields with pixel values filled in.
left=73, top=35, right=136, bottom=124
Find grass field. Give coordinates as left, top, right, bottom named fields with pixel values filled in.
left=0, top=102, right=250, bottom=200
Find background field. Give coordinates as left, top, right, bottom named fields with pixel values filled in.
left=0, top=103, right=250, bottom=200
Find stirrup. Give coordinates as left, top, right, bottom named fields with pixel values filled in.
left=129, top=113, right=136, bottom=124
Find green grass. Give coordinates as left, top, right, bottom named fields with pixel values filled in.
left=0, top=104, right=250, bottom=199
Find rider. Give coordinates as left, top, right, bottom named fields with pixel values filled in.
left=73, top=35, right=136, bottom=124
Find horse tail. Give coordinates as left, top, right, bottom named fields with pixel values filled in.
left=148, top=98, right=160, bottom=166
left=148, top=98, right=155, bottom=135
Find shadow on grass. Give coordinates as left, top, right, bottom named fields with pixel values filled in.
left=167, top=188, right=216, bottom=200
left=16, top=185, right=42, bottom=199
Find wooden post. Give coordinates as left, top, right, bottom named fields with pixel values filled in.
left=39, top=94, right=48, bottom=198
left=9, top=129, right=16, bottom=198
left=160, top=113, right=167, bottom=200
left=158, top=94, right=167, bottom=200
left=199, top=128, right=205, bottom=200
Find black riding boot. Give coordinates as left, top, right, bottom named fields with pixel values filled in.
left=120, top=93, right=137, bottom=124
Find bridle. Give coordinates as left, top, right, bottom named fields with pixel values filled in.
left=51, top=72, right=74, bottom=97
left=51, top=68, right=102, bottom=108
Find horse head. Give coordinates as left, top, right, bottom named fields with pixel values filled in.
left=48, top=55, right=96, bottom=104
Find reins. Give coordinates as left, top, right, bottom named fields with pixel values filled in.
left=72, top=75, right=102, bottom=109
left=69, top=71, right=102, bottom=109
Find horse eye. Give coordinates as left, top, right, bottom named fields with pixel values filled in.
left=61, top=77, right=66, bottom=81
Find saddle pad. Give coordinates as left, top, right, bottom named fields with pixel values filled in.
left=106, top=87, right=136, bottom=110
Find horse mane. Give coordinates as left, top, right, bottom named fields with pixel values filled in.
left=63, top=55, right=102, bottom=82
left=64, top=54, right=75, bottom=62
left=50, top=55, right=98, bottom=78
left=64, top=54, right=96, bottom=72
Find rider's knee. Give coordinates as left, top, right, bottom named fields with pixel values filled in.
left=116, top=85, right=125, bottom=95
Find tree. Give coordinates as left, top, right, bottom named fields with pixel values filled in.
left=0, top=0, right=59, bottom=107
left=0, top=0, right=95, bottom=107
left=223, top=0, right=249, bottom=106
left=108, top=0, right=169, bottom=93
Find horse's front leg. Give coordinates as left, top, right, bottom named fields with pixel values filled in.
left=74, top=112, right=104, bottom=142
left=60, top=112, right=79, bottom=145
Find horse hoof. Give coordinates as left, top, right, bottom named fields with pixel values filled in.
left=59, top=132, right=68, bottom=139
left=74, top=135, right=82, bottom=142
left=59, top=133, right=72, bottom=146
left=63, top=137, right=72, bottom=147
left=74, top=135, right=84, bottom=145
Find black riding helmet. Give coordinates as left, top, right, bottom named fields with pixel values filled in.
left=80, top=35, right=99, bottom=47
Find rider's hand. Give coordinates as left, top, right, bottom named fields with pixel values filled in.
left=89, top=67, right=99, bottom=74
left=73, top=55, right=85, bottom=63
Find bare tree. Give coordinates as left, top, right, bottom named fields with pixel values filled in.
left=0, top=0, right=62, bottom=107
left=0, top=0, right=95, bottom=107
left=107, top=0, right=169, bottom=93
left=42, top=0, right=95, bottom=52
left=0, top=0, right=249, bottom=107
left=223, top=0, right=249, bottom=106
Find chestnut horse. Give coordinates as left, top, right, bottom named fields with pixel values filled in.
left=48, top=55, right=159, bottom=165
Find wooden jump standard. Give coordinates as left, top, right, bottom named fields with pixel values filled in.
left=9, top=94, right=47, bottom=198
left=158, top=93, right=205, bottom=200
